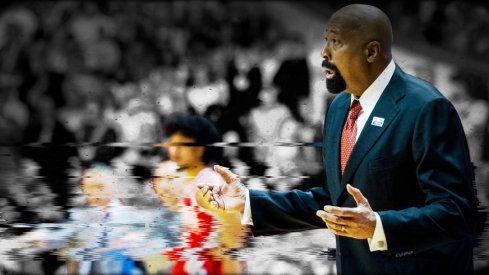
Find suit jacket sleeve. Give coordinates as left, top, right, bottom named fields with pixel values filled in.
left=379, top=97, right=477, bottom=254
left=249, top=186, right=331, bottom=235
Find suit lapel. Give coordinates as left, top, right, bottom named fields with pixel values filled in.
left=334, top=66, right=405, bottom=204
left=328, top=95, right=350, bottom=187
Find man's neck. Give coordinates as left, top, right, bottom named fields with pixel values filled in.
left=349, top=60, right=392, bottom=98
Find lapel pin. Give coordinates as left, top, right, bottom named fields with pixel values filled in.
left=371, top=116, right=385, bottom=127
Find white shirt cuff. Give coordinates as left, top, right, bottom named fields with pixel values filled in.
left=240, top=188, right=254, bottom=226
left=368, top=212, right=388, bottom=251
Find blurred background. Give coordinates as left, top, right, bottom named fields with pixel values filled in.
left=0, top=0, right=488, bottom=274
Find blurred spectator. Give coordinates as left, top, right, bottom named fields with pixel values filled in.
left=246, top=84, right=292, bottom=180
left=0, top=74, right=28, bottom=143
left=76, top=99, right=124, bottom=169
left=152, top=115, right=246, bottom=274
left=21, top=95, right=77, bottom=209
left=186, top=65, right=228, bottom=116
left=273, top=32, right=310, bottom=122
left=295, top=96, right=326, bottom=190
left=449, top=72, right=489, bottom=201
left=8, top=176, right=64, bottom=224
left=216, top=46, right=263, bottom=149
left=225, top=47, right=262, bottom=117
left=263, top=116, right=303, bottom=192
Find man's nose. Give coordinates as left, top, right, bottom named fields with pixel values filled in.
left=321, top=43, right=331, bottom=60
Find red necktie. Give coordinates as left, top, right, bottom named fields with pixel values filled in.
left=340, top=100, right=362, bottom=175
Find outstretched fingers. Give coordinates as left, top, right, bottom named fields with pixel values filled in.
left=211, top=184, right=227, bottom=211
left=196, top=185, right=218, bottom=210
left=197, top=184, right=227, bottom=211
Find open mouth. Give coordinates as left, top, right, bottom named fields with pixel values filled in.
left=323, top=67, right=336, bottom=80
left=322, top=60, right=337, bottom=80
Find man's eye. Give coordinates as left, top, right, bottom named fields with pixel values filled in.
left=326, top=38, right=337, bottom=45
left=325, top=37, right=339, bottom=47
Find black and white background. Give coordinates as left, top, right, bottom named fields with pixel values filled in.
left=1, top=1, right=488, bottom=274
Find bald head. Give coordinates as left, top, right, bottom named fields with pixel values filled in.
left=321, top=4, right=394, bottom=96
left=330, top=4, right=393, bottom=60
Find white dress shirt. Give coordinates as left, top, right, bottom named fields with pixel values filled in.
left=242, top=59, right=396, bottom=252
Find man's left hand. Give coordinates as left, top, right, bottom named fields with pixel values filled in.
left=316, top=184, right=376, bottom=239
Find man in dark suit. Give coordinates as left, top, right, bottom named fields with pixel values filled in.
left=196, top=4, right=478, bottom=274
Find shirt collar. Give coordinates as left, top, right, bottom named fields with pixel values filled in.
left=351, top=59, right=396, bottom=114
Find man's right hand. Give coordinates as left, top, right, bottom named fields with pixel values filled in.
left=195, top=165, right=247, bottom=215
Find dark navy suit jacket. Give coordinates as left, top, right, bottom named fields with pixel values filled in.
left=249, top=66, right=478, bottom=274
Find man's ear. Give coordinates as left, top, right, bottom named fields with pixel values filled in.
left=365, top=41, right=380, bottom=63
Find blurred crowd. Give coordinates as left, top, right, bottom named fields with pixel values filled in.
left=0, top=1, right=488, bottom=274
left=0, top=0, right=326, bottom=201
left=393, top=0, right=489, bottom=63
left=0, top=1, right=326, bottom=274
